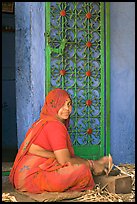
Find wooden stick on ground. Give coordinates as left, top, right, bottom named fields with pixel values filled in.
left=114, top=165, right=134, bottom=178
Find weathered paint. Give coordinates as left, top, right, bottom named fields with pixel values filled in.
left=15, top=2, right=45, bottom=147
left=110, top=2, right=135, bottom=164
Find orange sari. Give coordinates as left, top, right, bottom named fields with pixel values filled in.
left=9, top=88, right=95, bottom=193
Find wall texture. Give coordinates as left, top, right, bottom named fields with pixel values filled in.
left=15, top=2, right=45, bottom=147
left=110, top=2, right=135, bottom=164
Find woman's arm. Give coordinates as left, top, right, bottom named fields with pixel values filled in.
left=54, top=148, right=92, bottom=169
left=54, top=149, right=111, bottom=175
left=28, top=144, right=55, bottom=158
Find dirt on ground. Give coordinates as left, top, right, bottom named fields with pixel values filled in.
left=2, top=163, right=135, bottom=202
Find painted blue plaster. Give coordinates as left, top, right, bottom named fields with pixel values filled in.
left=110, top=2, right=135, bottom=164
left=15, top=2, right=45, bottom=147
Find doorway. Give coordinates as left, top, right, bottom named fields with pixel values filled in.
left=2, top=12, right=17, bottom=161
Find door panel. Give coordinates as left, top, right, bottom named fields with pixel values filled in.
left=45, top=2, right=110, bottom=159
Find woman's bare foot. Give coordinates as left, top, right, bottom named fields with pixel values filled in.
left=92, top=155, right=113, bottom=176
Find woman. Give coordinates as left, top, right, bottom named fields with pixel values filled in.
left=9, top=88, right=112, bottom=193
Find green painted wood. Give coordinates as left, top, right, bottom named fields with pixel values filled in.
left=2, top=171, right=10, bottom=176
left=45, top=2, right=51, bottom=95
left=100, top=2, right=105, bottom=157
left=74, top=145, right=100, bottom=160
left=105, top=2, right=111, bottom=155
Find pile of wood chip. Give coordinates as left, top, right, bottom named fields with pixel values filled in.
left=71, top=186, right=124, bottom=202
left=2, top=193, right=17, bottom=202
left=71, top=164, right=135, bottom=202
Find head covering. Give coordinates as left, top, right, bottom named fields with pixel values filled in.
left=40, top=88, right=71, bottom=128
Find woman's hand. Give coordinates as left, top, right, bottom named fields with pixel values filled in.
left=92, top=155, right=113, bottom=176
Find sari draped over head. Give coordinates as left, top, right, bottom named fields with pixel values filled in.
left=40, top=88, right=71, bottom=128
left=9, top=88, right=95, bottom=193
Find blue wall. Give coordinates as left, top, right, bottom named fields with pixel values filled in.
left=15, top=2, right=45, bottom=147
left=110, top=2, right=135, bottom=164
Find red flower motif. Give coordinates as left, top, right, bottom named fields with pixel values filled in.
left=86, top=99, right=92, bottom=106
left=86, top=41, right=92, bottom=47
left=86, top=70, right=91, bottom=76
left=60, top=10, right=66, bottom=16
left=86, top=12, right=92, bottom=19
left=60, top=69, right=66, bottom=76
left=87, top=128, right=92, bottom=135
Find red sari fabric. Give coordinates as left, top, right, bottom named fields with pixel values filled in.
left=9, top=88, right=95, bottom=193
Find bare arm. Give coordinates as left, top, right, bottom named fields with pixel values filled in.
left=28, top=144, right=55, bottom=158
left=54, top=148, right=92, bottom=169
left=54, top=149, right=112, bottom=175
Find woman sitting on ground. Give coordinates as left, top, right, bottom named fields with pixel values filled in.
left=9, top=88, right=112, bottom=193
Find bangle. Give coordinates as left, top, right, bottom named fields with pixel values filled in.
left=87, top=160, right=94, bottom=170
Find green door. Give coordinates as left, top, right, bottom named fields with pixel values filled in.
left=45, top=2, right=110, bottom=160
